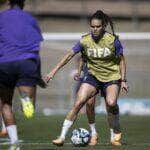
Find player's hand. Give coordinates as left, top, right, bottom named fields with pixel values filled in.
left=43, top=71, right=55, bottom=83
left=74, top=73, right=81, bottom=81
left=38, top=78, right=47, bottom=88
left=121, top=81, right=129, bottom=93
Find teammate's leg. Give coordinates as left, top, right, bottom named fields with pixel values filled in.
left=16, top=58, right=41, bottom=118
left=0, top=100, right=8, bottom=136
left=86, top=96, right=98, bottom=145
left=105, top=84, right=122, bottom=146
left=52, top=83, right=97, bottom=146
left=17, top=86, right=36, bottom=118
left=0, top=88, right=18, bottom=144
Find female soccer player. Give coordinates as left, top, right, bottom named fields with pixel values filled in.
left=45, top=10, right=128, bottom=146
left=0, top=0, right=43, bottom=144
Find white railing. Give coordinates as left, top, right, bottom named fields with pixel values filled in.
left=43, top=32, right=150, bottom=41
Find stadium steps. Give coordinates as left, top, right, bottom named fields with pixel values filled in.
left=24, top=0, right=150, bottom=19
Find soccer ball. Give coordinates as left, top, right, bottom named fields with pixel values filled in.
left=71, top=128, right=90, bottom=146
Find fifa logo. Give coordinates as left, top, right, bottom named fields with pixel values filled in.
left=87, top=47, right=111, bottom=58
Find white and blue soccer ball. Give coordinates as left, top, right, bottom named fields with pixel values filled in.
left=71, top=128, right=90, bottom=146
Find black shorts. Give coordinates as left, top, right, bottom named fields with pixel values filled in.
left=0, top=58, right=41, bottom=88
left=81, top=73, right=121, bottom=96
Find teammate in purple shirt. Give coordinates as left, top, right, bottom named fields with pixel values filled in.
left=0, top=0, right=43, bottom=145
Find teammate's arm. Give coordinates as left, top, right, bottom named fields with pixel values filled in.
left=44, top=50, right=76, bottom=83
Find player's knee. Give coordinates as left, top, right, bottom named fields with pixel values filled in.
left=108, top=105, right=119, bottom=115
left=107, top=99, right=116, bottom=107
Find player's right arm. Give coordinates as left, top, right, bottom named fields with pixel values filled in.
left=44, top=50, right=75, bottom=83
left=44, top=40, right=83, bottom=83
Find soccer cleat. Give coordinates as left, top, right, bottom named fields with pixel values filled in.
left=21, top=97, right=34, bottom=118
left=0, top=130, right=8, bottom=137
left=111, top=132, right=122, bottom=146
left=89, top=134, right=98, bottom=146
left=52, top=137, right=64, bottom=146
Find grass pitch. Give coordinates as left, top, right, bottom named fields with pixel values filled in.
left=0, top=115, right=150, bottom=150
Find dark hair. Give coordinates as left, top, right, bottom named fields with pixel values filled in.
left=8, top=0, right=26, bottom=9
left=90, top=10, right=116, bottom=36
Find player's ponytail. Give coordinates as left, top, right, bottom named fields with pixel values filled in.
left=8, top=0, right=25, bottom=9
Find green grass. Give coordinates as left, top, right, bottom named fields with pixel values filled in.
left=0, top=115, right=150, bottom=149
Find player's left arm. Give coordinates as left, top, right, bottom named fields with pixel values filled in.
left=44, top=50, right=75, bottom=83
left=119, top=55, right=129, bottom=93
left=115, top=38, right=129, bottom=93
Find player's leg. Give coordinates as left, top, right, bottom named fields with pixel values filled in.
left=18, top=86, right=36, bottom=106
left=86, top=96, right=98, bottom=145
left=105, top=103, right=121, bottom=139
left=0, top=88, right=18, bottom=144
left=52, top=83, right=97, bottom=146
left=0, top=115, right=8, bottom=136
left=105, top=102, right=121, bottom=145
left=104, top=83, right=122, bottom=146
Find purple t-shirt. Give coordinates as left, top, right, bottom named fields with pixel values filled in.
left=72, top=38, right=123, bottom=56
left=0, top=7, right=43, bottom=63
